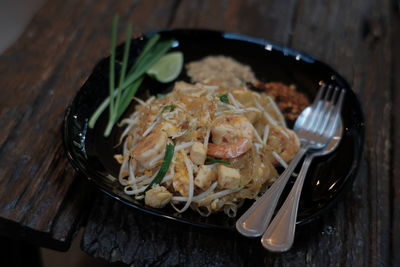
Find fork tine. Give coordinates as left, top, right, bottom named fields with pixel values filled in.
left=331, top=86, right=340, bottom=103
left=325, top=89, right=346, bottom=137
left=303, top=84, right=327, bottom=130
left=317, top=104, right=334, bottom=135
left=324, top=108, right=341, bottom=138
left=311, top=84, right=326, bottom=106
left=326, top=84, right=334, bottom=99
left=336, top=88, right=346, bottom=110
left=317, top=86, right=340, bottom=135
left=310, top=85, right=333, bottom=133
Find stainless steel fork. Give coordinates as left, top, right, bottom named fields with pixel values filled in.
left=236, top=84, right=345, bottom=238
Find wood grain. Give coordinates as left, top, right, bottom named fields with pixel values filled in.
left=0, top=0, right=179, bottom=249
left=83, top=183, right=367, bottom=266
left=0, top=0, right=398, bottom=265
left=390, top=0, right=400, bottom=265
left=80, top=0, right=399, bottom=266
left=286, top=1, right=393, bottom=265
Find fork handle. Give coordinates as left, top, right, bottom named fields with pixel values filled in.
left=261, top=154, right=313, bottom=251
left=236, top=147, right=308, bottom=237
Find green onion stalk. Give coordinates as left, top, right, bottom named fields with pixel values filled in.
left=88, top=15, right=175, bottom=137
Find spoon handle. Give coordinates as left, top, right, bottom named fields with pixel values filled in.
left=261, top=154, right=313, bottom=251
left=236, top=147, right=307, bottom=237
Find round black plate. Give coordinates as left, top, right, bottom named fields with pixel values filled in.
left=63, top=29, right=364, bottom=230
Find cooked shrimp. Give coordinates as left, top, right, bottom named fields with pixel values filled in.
left=210, top=115, right=253, bottom=144
left=116, top=56, right=303, bottom=217
left=132, top=130, right=168, bottom=169
left=208, top=138, right=252, bottom=159
left=207, top=115, right=254, bottom=159
left=267, top=126, right=300, bottom=165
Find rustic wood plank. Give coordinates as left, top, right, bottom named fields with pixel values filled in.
left=287, top=1, right=394, bottom=265
left=81, top=0, right=397, bottom=265
left=0, top=0, right=94, bottom=248
left=390, top=0, right=400, bottom=266
left=169, top=0, right=299, bottom=44
left=0, top=0, right=179, bottom=249
left=83, top=173, right=370, bottom=266
left=0, top=0, right=396, bottom=265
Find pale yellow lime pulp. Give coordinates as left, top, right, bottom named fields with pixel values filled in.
left=146, top=51, right=183, bottom=83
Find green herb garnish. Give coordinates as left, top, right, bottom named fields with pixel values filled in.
left=104, top=15, right=132, bottom=136
left=163, top=105, right=175, bottom=112
left=145, top=144, right=175, bottom=192
left=88, top=15, right=177, bottom=136
left=219, top=94, right=230, bottom=104
left=206, top=157, right=231, bottom=165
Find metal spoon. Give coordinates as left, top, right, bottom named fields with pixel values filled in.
left=236, top=85, right=344, bottom=238
left=261, top=120, right=343, bottom=252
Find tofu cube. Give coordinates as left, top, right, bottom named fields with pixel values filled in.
left=145, top=186, right=172, bottom=209
left=190, top=142, right=207, bottom=165
left=194, top=165, right=217, bottom=190
left=217, top=165, right=241, bottom=189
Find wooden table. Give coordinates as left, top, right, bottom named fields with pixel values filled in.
left=1, top=0, right=399, bottom=265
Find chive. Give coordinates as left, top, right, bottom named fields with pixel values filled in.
left=108, top=15, right=119, bottom=122
left=103, top=77, right=144, bottom=136
left=163, top=105, right=175, bottom=112
left=88, top=95, right=111, bottom=128
left=219, top=94, right=230, bottom=104
left=104, top=20, right=132, bottom=136
left=145, top=144, right=175, bottom=192
left=115, top=23, right=132, bottom=114
left=129, top=34, right=160, bottom=73
left=120, top=40, right=175, bottom=90
left=88, top=18, right=176, bottom=136
left=206, top=157, right=231, bottom=165
left=102, top=40, right=175, bottom=131
left=88, top=82, right=136, bottom=129
left=115, top=76, right=143, bottom=121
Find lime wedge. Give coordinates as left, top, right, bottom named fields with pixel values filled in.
left=146, top=52, right=183, bottom=83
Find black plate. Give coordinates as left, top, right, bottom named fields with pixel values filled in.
left=63, top=29, right=364, bottom=230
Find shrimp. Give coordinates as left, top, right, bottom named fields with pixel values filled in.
left=267, top=126, right=300, bottom=165
left=207, top=115, right=254, bottom=159
left=132, top=130, right=168, bottom=169
left=208, top=138, right=252, bottom=159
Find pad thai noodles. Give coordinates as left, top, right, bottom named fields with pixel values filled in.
left=114, top=56, right=301, bottom=217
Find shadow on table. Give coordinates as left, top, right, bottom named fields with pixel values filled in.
left=41, top=229, right=127, bottom=267
left=81, top=192, right=329, bottom=266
